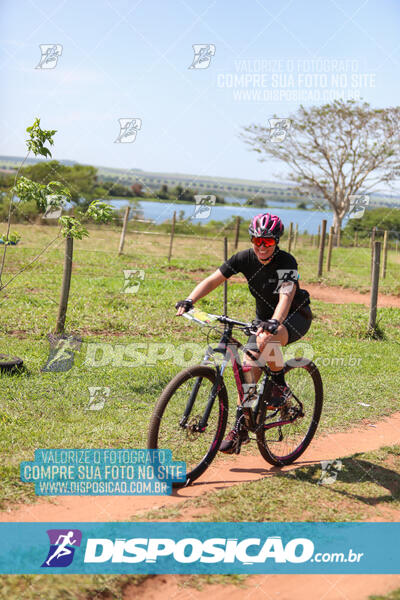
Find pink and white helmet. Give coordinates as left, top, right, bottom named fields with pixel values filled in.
left=248, top=213, right=284, bottom=240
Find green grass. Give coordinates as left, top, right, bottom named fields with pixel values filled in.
left=0, top=572, right=248, bottom=600
left=371, top=590, right=400, bottom=600
left=140, top=446, right=400, bottom=523
left=0, top=225, right=400, bottom=508
left=0, top=574, right=148, bottom=600
left=1, top=225, right=399, bottom=600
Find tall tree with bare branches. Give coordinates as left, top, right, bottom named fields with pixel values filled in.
left=242, top=100, right=400, bottom=235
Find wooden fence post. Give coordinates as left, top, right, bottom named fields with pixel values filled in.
left=382, top=230, right=388, bottom=279
left=317, top=224, right=321, bottom=249
left=370, top=226, right=376, bottom=248
left=317, top=220, right=327, bottom=277
left=167, top=211, right=176, bottom=263
left=55, top=229, right=73, bottom=334
left=288, top=222, right=293, bottom=253
left=370, top=226, right=377, bottom=282
left=234, top=216, right=241, bottom=250
left=223, top=237, right=228, bottom=316
left=368, top=241, right=381, bottom=333
left=118, top=206, right=130, bottom=256
left=326, top=226, right=334, bottom=272
left=293, top=223, right=298, bottom=250
left=310, top=234, right=314, bottom=247
left=354, top=231, right=358, bottom=247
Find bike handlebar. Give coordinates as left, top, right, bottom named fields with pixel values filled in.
left=182, top=309, right=259, bottom=335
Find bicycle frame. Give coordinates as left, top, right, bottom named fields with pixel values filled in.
left=200, top=319, right=270, bottom=432
left=180, top=313, right=303, bottom=436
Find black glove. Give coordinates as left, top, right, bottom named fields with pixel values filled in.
left=257, top=319, right=280, bottom=334
left=175, top=299, right=194, bottom=313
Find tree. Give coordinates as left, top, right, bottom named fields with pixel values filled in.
left=131, top=182, right=144, bottom=197
left=344, top=207, right=400, bottom=240
left=247, top=196, right=267, bottom=208
left=158, top=184, right=169, bottom=199
left=173, top=185, right=183, bottom=199
left=0, top=118, right=113, bottom=335
left=22, top=161, right=104, bottom=207
left=242, top=100, right=400, bottom=235
left=0, top=173, right=14, bottom=192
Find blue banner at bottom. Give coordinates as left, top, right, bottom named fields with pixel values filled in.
left=0, top=522, right=398, bottom=574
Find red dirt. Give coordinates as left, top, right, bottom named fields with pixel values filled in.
left=306, top=283, right=400, bottom=308
left=126, top=574, right=400, bottom=600
left=1, top=412, right=399, bottom=523
left=2, top=413, right=400, bottom=600
left=191, top=278, right=400, bottom=307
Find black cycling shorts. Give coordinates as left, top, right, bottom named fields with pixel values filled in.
left=244, top=305, right=313, bottom=358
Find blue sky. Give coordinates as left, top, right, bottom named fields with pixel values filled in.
left=1, top=0, right=400, bottom=183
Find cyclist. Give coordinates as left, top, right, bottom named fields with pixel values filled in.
left=175, top=212, right=312, bottom=454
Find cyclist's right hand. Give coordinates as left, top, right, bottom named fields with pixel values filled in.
left=175, top=299, right=194, bottom=316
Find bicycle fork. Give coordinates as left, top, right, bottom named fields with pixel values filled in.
left=179, top=367, right=224, bottom=433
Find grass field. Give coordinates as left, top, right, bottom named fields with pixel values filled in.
left=0, top=223, right=399, bottom=600
left=0, top=224, right=399, bottom=508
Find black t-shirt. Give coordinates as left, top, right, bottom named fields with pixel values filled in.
left=219, top=248, right=310, bottom=320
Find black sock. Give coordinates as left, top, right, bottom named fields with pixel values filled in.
left=271, top=368, right=286, bottom=388
left=234, top=405, right=244, bottom=430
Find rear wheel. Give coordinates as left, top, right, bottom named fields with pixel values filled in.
left=256, top=359, right=323, bottom=466
left=147, top=365, right=228, bottom=487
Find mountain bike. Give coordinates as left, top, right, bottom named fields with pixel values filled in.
left=147, top=308, right=323, bottom=487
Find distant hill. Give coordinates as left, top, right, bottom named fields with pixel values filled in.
left=1, top=155, right=400, bottom=208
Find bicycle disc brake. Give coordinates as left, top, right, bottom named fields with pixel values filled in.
left=185, top=415, right=204, bottom=440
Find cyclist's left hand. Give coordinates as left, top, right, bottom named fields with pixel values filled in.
left=256, top=319, right=280, bottom=336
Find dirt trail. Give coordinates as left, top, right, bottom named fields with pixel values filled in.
left=127, top=574, right=400, bottom=600
left=305, top=283, right=400, bottom=308
left=207, top=278, right=400, bottom=308
left=1, top=411, right=399, bottom=523
left=3, top=413, right=400, bottom=600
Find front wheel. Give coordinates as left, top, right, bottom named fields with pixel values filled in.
left=256, top=359, right=323, bottom=466
left=147, top=365, right=228, bottom=487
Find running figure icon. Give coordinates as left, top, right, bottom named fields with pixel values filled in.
left=46, top=531, right=76, bottom=566
left=41, top=529, right=82, bottom=568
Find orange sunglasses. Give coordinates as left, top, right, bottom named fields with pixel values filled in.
left=251, top=237, right=276, bottom=247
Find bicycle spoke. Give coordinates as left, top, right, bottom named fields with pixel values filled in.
left=148, top=366, right=228, bottom=484
left=257, top=361, right=323, bottom=465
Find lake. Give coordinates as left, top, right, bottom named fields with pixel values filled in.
left=106, top=198, right=334, bottom=234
